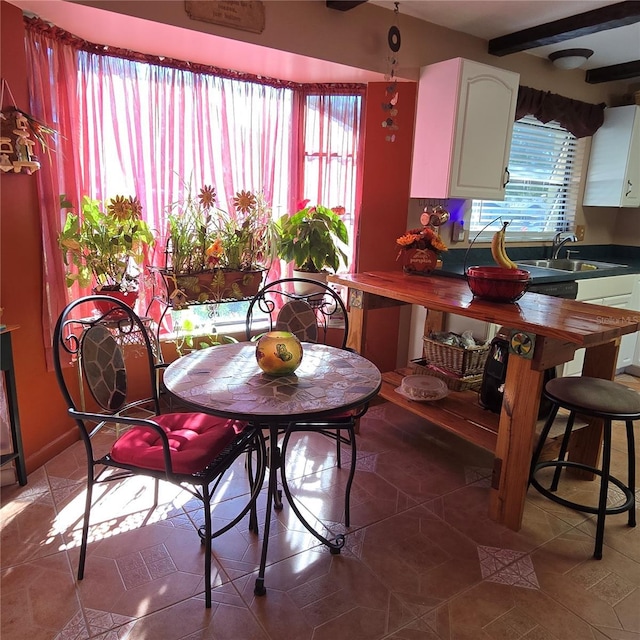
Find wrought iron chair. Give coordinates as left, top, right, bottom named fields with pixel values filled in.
left=53, top=295, right=266, bottom=608
left=245, top=277, right=368, bottom=529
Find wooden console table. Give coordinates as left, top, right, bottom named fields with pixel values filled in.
left=328, top=271, right=640, bottom=531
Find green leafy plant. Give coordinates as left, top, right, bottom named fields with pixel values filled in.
left=165, top=184, right=277, bottom=273
left=58, top=195, right=155, bottom=291
left=214, top=190, right=278, bottom=270
left=275, top=201, right=349, bottom=273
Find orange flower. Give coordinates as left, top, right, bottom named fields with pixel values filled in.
left=396, top=233, right=420, bottom=247
left=198, top=185, right=217, bottom=210
left=430, top=234, right=448, bottom=253
left=205, top=237, right=224, bottom=257
left=331, top=206, right=346, bottom=216
left=233, top=190, right=257, bottom=213
left=127, top=196, right=143, bottom=219
left=107, top=195, right=133, bottom=221
left=396, top=226, right=448, bottom=253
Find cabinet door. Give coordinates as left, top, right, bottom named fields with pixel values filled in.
left=450, top=62, right=519, bottom=200
left=583, top=105, right=640, bottom=207
left=561, top=298, right=604, bottom=377
left=603, top=294, right=634, bottom=369
left=623, top=111, right=640, bottom=206
left=410, top=58, right=519, bottom=200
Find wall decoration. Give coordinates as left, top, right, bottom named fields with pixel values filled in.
left=0, top=79, right=57, bottom=175
left=185, top=1, right=266, bottom=34
left=382, top=2, right=400, bottom=142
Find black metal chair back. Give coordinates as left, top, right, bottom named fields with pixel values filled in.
left=52, top=295, right=266, bottom=608
left=245, top=277, right=348, bottom=347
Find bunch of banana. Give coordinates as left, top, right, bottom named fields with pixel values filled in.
left=491, top=221, right=517, bottom=269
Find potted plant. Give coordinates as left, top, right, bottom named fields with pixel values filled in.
left=395, top=224, right=447, bottom=275
left=58, top=194, right=155, bottom=309
left=275, top=201, right=349, bottom=293
left=164, top=184, right=276, bottom=303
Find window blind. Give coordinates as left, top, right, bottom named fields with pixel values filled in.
left=471, top=116, right=586, bottom=242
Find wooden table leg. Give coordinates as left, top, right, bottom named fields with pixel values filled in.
left=489, top=353, right=544, bottom=530
left=345, top=289, right=366, bottom=354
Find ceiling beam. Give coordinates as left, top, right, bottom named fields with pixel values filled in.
left=488, top=1, right=640, bottom=56
left=326, top=1, right=368, bottom=11
left=586, top=59, right=640, bottom=83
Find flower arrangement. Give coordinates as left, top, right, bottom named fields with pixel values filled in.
left=58, top=194, right=155, bottom=292
left=275, top=201, right=348, bottom=273
left=164, top=182, right=277, bottom=303
left=211, top=190, right=278, bottom=271
left=166, top=183, right=276, bottom=274
left=396, top=226, right=448, bottom=255
left=396, top=225, right=447, bottom=274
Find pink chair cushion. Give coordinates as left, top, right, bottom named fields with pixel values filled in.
left=111, top=412, right=247, bottom=475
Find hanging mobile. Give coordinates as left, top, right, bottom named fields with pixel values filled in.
left=388, top=24, right=401, bottom=52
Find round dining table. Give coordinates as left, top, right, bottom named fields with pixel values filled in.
left=162, top=340, right=382, bottom=595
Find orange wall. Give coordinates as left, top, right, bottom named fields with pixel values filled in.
left=356, top=81, right=418, bottom=373
left=1, top=1, right=76, bottom=476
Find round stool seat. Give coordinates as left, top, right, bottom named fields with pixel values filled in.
left=545, top=376, right=640, bottom=418
left=531, top=375, right=637, bottom=560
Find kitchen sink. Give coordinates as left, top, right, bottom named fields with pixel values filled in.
left=517, top=259, right=627, bottom=272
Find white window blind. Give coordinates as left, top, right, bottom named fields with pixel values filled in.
left=471, top=116, right=586, bottom=241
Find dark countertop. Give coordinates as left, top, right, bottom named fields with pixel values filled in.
left=437, top=244, right=640, bottom=285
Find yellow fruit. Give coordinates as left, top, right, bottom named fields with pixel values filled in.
left=491, top=222, right=517, bottom=269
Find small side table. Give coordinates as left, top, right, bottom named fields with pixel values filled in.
left=0, top=326, right=27, bottom=485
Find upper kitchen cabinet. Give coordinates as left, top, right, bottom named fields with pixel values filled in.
left=410, top=58, right=519, bottom=200
left=583, top=105, right=640, bottom=208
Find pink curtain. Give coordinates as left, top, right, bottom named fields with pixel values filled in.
left=24, top=17, right=364, bottom=350
left=24, top=27, right=83, bottom=368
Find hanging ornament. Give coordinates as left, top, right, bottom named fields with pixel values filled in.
left=382, top=2, right=401, bottom=142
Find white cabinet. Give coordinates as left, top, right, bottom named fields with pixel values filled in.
left=410, top=58, right=519, bottom=200
left=562, top=274, right=640, bottom=376
left=583, top=105, right=640, bottom=207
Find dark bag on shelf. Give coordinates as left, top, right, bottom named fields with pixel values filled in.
left=479, top=332, right=555, bottom=419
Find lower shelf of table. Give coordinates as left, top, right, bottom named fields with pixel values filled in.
left=380, top=369, right=499, bottom=452
left=380, top=369, right=587, bottom=459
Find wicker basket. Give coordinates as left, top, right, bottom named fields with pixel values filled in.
left=422, top=334, right=489, bottom=377
left=411, top=359, right=484, bottom=392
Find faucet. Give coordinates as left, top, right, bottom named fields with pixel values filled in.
left=551, top=232, right=579, bottom=259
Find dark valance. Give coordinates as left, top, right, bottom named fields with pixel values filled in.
left=516, top=86, right=605, bottom=138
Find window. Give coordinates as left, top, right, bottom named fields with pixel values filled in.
left=302, top=93, right=362, bottom=233
left=470, top=116, right=586, bottom=241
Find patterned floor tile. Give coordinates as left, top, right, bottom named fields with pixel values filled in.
left=2, top=374, right=640, bottom=640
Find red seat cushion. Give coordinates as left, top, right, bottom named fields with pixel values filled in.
left=111, top=413, right=247, bottom=475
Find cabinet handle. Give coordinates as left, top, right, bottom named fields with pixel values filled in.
left=625, top=180, right=632, bottom=197
left=503, top=167, right=510, bottom=188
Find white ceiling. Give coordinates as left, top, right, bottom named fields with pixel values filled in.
left=7, top=0, right=640, bottom=83
left=371, top=0, right=640, bottom=72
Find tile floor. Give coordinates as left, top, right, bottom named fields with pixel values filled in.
left=1, top=374, right=639, bottom=640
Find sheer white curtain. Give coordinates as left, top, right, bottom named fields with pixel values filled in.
left=76, top=52, right=294, bottom=264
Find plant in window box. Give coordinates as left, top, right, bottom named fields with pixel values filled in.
left=275, top=201, right=348, bottom=294
left=396, top=225, right=447, bottom=275
left=58, top=195, right=155, bottom=310
left=164, top=185, right=276, bottom=304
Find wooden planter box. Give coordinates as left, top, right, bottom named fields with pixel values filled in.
left=162, top=268, right=265, bottom=304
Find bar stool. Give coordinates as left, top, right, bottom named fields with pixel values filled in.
left=530, top=376, right=638, bottom=559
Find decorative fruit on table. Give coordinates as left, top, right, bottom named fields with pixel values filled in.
left=491, top=221, right=517, bottom=269
left=255, top=331, right=303, bottom=376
